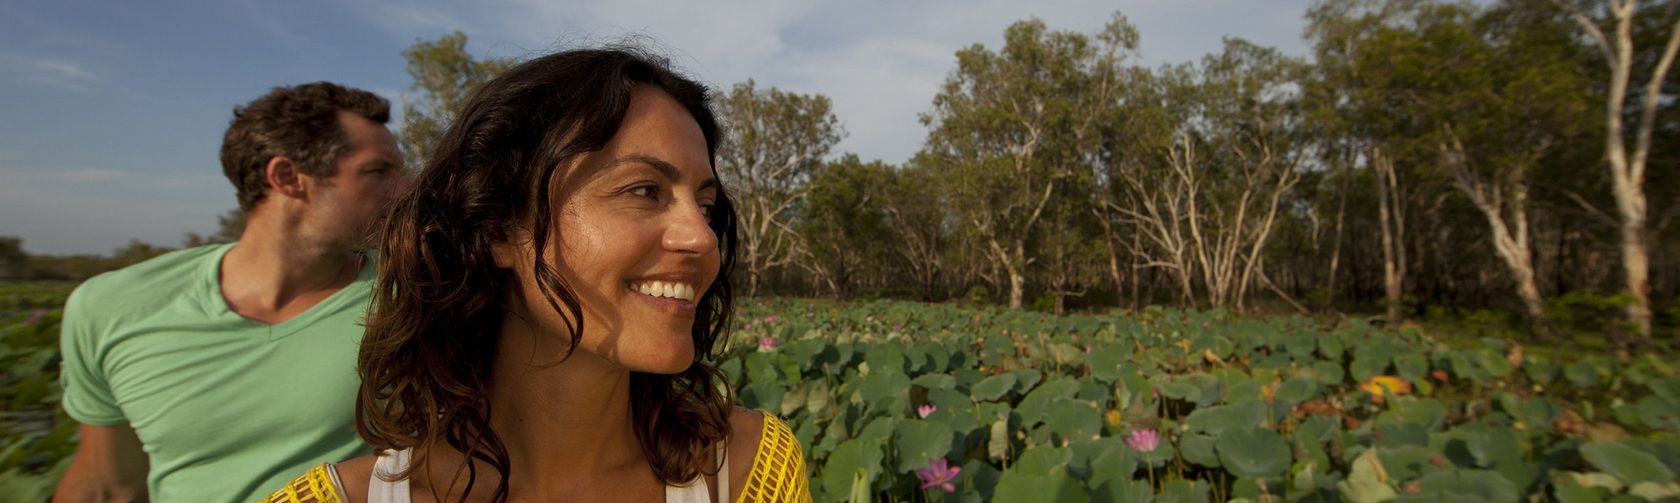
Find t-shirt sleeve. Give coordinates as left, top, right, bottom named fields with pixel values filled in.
left=59, top=283, right=127, bottom=425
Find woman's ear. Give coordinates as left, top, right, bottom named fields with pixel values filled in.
left=489, top=227, right=526, bottom=269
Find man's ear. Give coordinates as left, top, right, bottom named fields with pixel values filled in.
left=264, top=156, right=306, bottom=200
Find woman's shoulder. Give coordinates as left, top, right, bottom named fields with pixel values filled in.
left=726, top=408, right=810, bottom=503
left=258, top=457, right=360, bottom=503
left=331, top=453, right=380, bottom=503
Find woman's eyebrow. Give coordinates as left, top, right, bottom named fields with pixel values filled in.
left=608, top=153, right=718, bottom=191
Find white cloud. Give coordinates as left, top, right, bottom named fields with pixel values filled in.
left=0, top=53, right=101, bottom=91
left=410, top=0, right=1317, bottom=164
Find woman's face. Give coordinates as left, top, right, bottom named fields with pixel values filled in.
left=499, top=86, right=721, bottom=374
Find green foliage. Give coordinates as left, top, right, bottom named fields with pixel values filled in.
left=398, top=32, right=514, bottom=173
left=724, top=297, right=1678, bottom=501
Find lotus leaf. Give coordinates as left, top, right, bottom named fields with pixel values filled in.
left=1185, top=400, right=1266, bottom=435
left=1580, top=441, right=1676, bottom=485
left=1311, top=361, right=1345, bottom=386
left=1410, top=469, right=1521, bottom=503
left=1553, top=484, right=1610, bottom=503
left=912, top=373, right=956, bottom=391
left=1179, top=432, right=1221, bottom=467
left=821, top=439, right=884, bottom=500
left=1627, top=481, right=1680, bottom=500
left=1377, top=445, right=1436, bottom=481
left=1091, top=478, right=1153, bottom=503
left=989, top=416, right=1011, bottom=461
left=1634, top=395, right=1680, bottom=430
left=1275, top=376, right=1319, bottom=405
left=1216, top=426, right=1291, bottom=478
left=1015, top=369, right=1045, bottom=394
left=1044, top=398, right=1103, bottom=441
left=1154, top=479, right=1210, bottom=503
left=1018, top=378, right=1081, bottom=427
left=893, top=419, right=955, bottom=472
left=1338, top=448, right=1399, bottom=503
left=993, top=470, right=1087, bottom=503
left=971, top=373, right=1017, bottom=402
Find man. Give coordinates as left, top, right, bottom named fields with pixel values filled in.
left=54, top=82, right=408, bottom=502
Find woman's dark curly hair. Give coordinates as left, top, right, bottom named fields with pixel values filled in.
left=355, top=47, right=738, bottom=503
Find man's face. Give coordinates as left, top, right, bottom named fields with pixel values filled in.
left=305, top=111, right=407, bottom=249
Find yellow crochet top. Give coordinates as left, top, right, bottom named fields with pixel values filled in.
left=261, top=413, right=810, bottom=503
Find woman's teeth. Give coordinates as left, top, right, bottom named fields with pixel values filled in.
left=632, top=280, right=696, bottom=302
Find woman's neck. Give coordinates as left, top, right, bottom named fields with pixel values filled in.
left=476, top=315, right=653, bottom=498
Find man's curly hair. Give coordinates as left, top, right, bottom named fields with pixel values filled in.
left=219, top=82, right=389, bottom=211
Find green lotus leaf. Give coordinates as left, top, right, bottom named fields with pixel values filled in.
left=1377, top=445, right=1435, bottom=481
left=820, top=438, right=883, bottom=500
left=893, top=419, right=955, bottom=473
left=1411, top=469, right=1521, bottom=503
left=1635, top=395, right=1680, bottom=431
left=1044, top=398, right=1102, bottom=442
left=1311, top=361, right=1345, bottom=386
left=1017, top=378, right=1080, bottom=427
left=1179, top=432, right=1221, bottom=467
left=1084, top=442, right=1139, bottom=492
left=1579, top=441, right=1676, bottom=485
left=1351, top=356, right=1389, bottom=383
left=1091, top=478, right=1153, bottom=503
left=1154, top=479, right=1210, bottom=503
left=1185, top=400, right=1266, bottom=435
left=971, top=373, right=1018, bottom=402
left=1394, top=353, right=1429, bottom=382
left=1216, top=426, right=1291, bottom=478
left=1004, top=370, right=1038, bottom=393
left=1552, top=484, right=1610, bottom=503
left=1275, top=376, right=1320, bottom=405
left=912, top=373, right=956, bottom=390
left=1155, top=380, right=1203, bottom=403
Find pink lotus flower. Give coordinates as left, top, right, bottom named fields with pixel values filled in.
left=763, top=315, right=777, bottom=323
left=918, top=404, right=937, bottom=418
left=893, top=323, right=904, bottom=332
left=758, top=337, right=779, bottom=351
left=1124, top=429, right=1159, bottom=453
left=915, top=457, right=962, bottom=493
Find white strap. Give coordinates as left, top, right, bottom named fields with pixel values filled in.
left=717, top=441, right=731, bottom=503
left=369, top=449, right=412, bottom=503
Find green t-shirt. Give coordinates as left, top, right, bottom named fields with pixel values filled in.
left=59, top=243, right=373, bottom=502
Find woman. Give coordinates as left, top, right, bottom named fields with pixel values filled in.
left=263, top=47, right=809, bottom=503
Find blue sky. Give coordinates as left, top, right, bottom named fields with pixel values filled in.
left=0, top=0, right=1316, bottom=255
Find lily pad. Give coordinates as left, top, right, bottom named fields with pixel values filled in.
left=972, top=373, right=1018, bottom=402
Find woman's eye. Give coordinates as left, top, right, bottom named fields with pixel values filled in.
left=629, top=185, right=658, bottom=199
left=698, top=202, right=715, bottom=219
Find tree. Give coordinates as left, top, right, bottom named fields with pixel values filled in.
left=798, top=155, right=892, bottom=299
left=0, top=236, right=26, bottom=279
left=713, top=80, right=844, bottom=297
left=1551, top=0, right=1680, bottom=339
left=399, top=32, right=514, bottom=172
left=921, top=13, right=1136, bottom=308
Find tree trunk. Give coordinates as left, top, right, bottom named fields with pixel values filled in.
left=1372, top=151, right=1405, bottom=325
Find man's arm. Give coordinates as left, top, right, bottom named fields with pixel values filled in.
left=53, top=423, right=148, bottom=503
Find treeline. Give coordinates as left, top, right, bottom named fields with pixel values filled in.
left=396, top=0, right=1679, bottom=344
left=8, top=0, right=1673, bottom=345
left=0, top=210, right=244, bottom=280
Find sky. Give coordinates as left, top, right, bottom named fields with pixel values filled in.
left=0, top=0, right=1317, bottom=255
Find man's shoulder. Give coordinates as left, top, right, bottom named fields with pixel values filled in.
left=70, top=244, right=227, bottom=316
